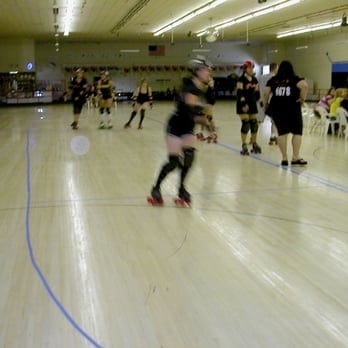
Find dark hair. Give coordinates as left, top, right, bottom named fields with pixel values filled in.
left=276, top=60, right=296, bottom=79
left=327, top=87, right=335, bottom=95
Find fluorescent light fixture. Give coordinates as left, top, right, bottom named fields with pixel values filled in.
left=120, top=49, right=140, bottom=53
left=197, top=0, right=300, bottom=35
left=153, top=0, right=227, bottom=36
left=64, top=0, right=75, bottom=36
left=277, top=20, right=341, bottom=38
left=9, top=71, right=18, bottom=74
left=295, top=45, right=308, bottom=50
left=192, top=48, right=211, bottom=52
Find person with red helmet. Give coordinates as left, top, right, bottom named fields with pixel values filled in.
left=236, top=60, right=261, bottom=155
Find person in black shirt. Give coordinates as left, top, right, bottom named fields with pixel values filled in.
left=124, top=79, right=153, bottom=129
left=148, top=58, right=212, bottom=205
left=69, top=68, right=88, bottom=130
left=97, top=71, right=114, bottom=129
left=263, top=60, right=308, bottom=166
left=236, top=61, right=261, bottom=155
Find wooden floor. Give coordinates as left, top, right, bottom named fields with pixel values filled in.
left=0, top=101, right=347, bottom=348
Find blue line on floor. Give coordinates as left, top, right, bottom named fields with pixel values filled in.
left=25, top=129, right=102, bottom=348
left=218, top=141, right=348, bottom=193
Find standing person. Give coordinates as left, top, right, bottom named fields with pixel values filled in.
left=263, top=60, right=308, bottom=166
left=258, top=62, right=279, bottom=145
left=69, top=68, right=88, bottom=130
left=147, top=58, right=212, bottom=206
left=196, top=77, right=217, bottom=143
left=97, top=71, right=114, bottom=129
left=124, top=78, right=153, bottom=129
left=236, top=60, right=261, bottom=155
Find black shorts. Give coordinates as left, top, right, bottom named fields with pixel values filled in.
left=272, top=113, right=303, bottom=136
left=73, top=101, right=84, bottom=114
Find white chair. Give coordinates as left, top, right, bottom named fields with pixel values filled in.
left=324, top=114, right=340, bottom=136
left=301, top=103, right=315, bottom=130
left=337, top=107, right=348, bottom=140
left=310, top=105, right=329, bottom=135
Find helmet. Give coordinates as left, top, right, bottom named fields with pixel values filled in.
left=188, top=58, right=213, bottom=74
left=100, top=70, right=109, bottom=76
left=241, top=60, right=254, bottom=70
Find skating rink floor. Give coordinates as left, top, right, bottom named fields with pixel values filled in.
left=0, top=100, right=347, bottom=347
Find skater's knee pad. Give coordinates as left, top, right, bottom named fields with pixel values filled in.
left=241, top=119, right=250, bottom=134
left=183, top=148, right=195, bottom=169
left=207, top=115, right=213, bottom=122
left=99, top=107, right=104, bottom=114
left=250, top=118, right=258, bottom=133
left=106, top=107, right=110, bottom=114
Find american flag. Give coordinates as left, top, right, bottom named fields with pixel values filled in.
left=148, top=45, right=165, bottom=56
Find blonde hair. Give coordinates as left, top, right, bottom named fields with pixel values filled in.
left=334, top=88, right=345, bottom=98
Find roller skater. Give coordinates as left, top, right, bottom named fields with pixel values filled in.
left=240, top=143, right=249, bottom=155
left=174, top=186, right=191, bottom=207
left=196, top=132, right=205, bottom=141
left=258, top=62, right=279, bottom=145
left=195, top=77, right=218, bottom=144
left=236, top=61, right=261, bottom=155
left=69, top=68, right=88, bottom=130
left=147, top=186, right=164, bottom=205
left=97, top=71, right=114, bottom=129
left=251, top=142, right=262, bottom=154
left=124, top=79, right=153, bottom=129
left=148, top=57, right=213, bottom=207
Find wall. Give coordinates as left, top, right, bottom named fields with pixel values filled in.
left=0, top=39, right=35, bottom=72
left=1, top=30, right=346, bottom=94
left=34, top=41, right=264, bottom=93
left=264, top=30, right=348, bottom=91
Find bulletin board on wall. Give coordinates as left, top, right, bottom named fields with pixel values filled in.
left=331, top=62, right=348, bottom=88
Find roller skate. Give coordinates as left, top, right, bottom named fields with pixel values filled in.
left=107, top=121, right=113, bottom=129
left=206, top=132, right=218, bottom=144
left=174, top=186, right=191, bottom=207
left=251, top=142, right=262, bottom=154
left=98, top=121, right=106, bottom=129
left=196, top=132, right=205, bottom=141
left=240, top=143, right=249, bottom=156
left=124, top=122, right=131, bottom=129
left=147, top=186, right=164, bottom=206
left=268, top=136, right=277, bottom=145
left=138, top=124, right=143, bottom=130
left=70, top=121, right=78, bottom=130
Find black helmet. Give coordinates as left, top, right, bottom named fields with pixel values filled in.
left=188, top=58, right=213, bottom=74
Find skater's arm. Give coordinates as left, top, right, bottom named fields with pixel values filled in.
left=184, top=92, right=206, bottom=125
left=296, top=80, right=308, bottom=105
left=263, top=86, right=271, bottom=110
left=236, top=82, right=249, bottom=113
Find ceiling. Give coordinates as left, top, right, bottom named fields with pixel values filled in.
left=0, top=0, right=347, bottom=45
